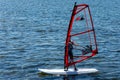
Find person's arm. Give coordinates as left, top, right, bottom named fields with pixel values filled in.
left=72, top=42, right=79, bottom=46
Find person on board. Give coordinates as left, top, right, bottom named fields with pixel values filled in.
left=64, top=40, right=78, bottom=71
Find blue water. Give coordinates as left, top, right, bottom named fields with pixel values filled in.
left=0, top=0, right=120, bottom=80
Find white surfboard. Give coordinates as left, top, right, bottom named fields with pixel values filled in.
left=38, top=68, right=98, bottom=75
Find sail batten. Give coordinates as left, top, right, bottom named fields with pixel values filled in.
left=71, top=29, right=93, bottom=37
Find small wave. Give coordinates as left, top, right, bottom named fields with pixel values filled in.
left=35, top=29, right=46, bottom=33
left=0, top=55, right=6, bottom=59
left=11, top=17, right=28, bottom=21
left=106, top=71, right=120, bottom=75
left=110, top=50, right=120, bottom=52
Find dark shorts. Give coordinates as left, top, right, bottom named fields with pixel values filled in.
left=69, top=51, right=73, bottom=60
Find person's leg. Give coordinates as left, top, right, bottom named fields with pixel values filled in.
left=72, top=59, right=77, bottom=71
left=74, top=64, right=77, bottom=71
left=70, top=53, right=77, bottom=71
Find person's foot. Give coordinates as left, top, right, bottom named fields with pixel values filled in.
left=64, top=68, right=68, bottom=71
left=75, top=68, right=78, bottom=71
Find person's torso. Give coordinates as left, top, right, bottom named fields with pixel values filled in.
left=68, top=43, right=73, bottom=52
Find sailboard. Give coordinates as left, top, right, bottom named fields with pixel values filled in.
left=39, top=2, right=98, bottom=75
left=38, top=68, right=98, bottom=75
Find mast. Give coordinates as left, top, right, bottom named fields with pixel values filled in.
left=64, top=2, right=77, bottom=68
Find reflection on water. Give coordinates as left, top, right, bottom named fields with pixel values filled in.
left=63, top=76, right=76, bottom=80
left=63, top=74, right=99, bottom=80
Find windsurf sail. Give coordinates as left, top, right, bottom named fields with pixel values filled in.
left=64, top=2, right=98, bottom=69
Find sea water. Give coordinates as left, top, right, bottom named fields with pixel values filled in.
left=0, top=0, right=120, bottom=80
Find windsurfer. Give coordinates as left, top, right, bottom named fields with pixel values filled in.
left=65, top=40, right=78, bottom=71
